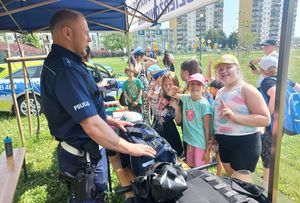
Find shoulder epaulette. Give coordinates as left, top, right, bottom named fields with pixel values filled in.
left=61, top=57, right=74, bottom=68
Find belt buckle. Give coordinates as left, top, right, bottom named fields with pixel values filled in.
left=78, top=150, right=85, bottom=157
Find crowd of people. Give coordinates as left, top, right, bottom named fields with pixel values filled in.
left=121, top=40, right=299, bottom=190
left=40, top=8, right=299, bottom=203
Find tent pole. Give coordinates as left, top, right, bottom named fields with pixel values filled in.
left=126, top=32, right=131, bottom=59
left=126, top=4, right=153, bottom=22
left=268, top=0, right=296, bottom=202
left=7, top=61, right=25, bottom=146
left=15, top=33, right=32, bottom=136
left=125, top=6, right=131, bottom=59
left=89, top=0, right=152, bottom=23
left=0, top=0, right=59, bottom=17
left=128, top=0, right=143, bottom=28
left=21, top=50, right=33, bottom=136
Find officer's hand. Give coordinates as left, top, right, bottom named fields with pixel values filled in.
left=114, top=119, right=133, bottom=132
left=129, top=144, right=156, bottom=157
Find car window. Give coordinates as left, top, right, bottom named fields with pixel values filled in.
left=5, top=66, right=42, bottom=79
left=34, top=66, right=43, bottom=77
left=101, top=71, right=109, bottom=78
left=0, top=67, right=5, bottom=73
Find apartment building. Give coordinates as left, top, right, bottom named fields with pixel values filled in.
left=170, top=0, right=224, bottom=50
left=132, top=28, right=175, bottom=53
left=239, top=0, right=298, bottom=42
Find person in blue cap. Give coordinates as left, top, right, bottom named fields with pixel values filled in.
left=41, top=9, right=155, bottom=202
left=147, top=68, right=166, bottom=105
left=129, top=46, right=157, bottom=75
left=249, top=38, right=279, bottom=87
left=129, top=47, right=157, bottom=124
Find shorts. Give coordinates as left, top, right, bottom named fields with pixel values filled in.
left=261, top=131, right=272, bottom=168
left=215, top=132, right=261, bottom=172
left=185, top=144, right=206, bottom=168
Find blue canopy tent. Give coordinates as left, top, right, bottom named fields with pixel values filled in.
left=0, top=0, right=128, bottom=32
left=0, top=0, right=298, bottom=202
left=0, top=0, right=217, bottom=33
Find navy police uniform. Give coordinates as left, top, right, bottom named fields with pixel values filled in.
left=41, top=44, right=108, bottom=199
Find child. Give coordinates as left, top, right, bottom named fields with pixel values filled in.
left=152, top=71, right=183, bottom=156
left=180, top=59, right=203, bottom=94
left=169, top=73, right=212, bottom=168
left=259, top=56, right=300, bottom=189
left=122, top=67, right=144, bottom=113
left=213, top=54, right=270, bottom=176
left=163, top=51, right=175, bottom=72
left=147, top=69, right=166, bottom=103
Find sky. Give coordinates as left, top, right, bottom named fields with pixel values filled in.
left=295, top=1, right=300, bottom=37
left=223, top=0, right=239, bottom=36
left=161, top=0, right=300, bottom=37
left=223, top=0, right=300, bottom=37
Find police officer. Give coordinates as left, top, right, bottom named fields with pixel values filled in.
left=41, top=9, right=156, bottom=202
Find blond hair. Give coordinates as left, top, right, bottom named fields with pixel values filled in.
left=161, top=71, right=179, bottom=96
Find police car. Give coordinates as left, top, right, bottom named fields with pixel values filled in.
left=0, top=63, right=126, bottom=116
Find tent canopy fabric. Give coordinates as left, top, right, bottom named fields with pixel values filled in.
left=0, top=0, right=127, bottom=33
left=0, top=0, right=217, bottom=33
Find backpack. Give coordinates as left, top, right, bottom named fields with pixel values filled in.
left=119, top=123, right=177, bottom=176
left=124, top=168, right=270, bottom=203
left=260, top=76, right=300, bottom=135
left=175, top=169, right=270, bottom=203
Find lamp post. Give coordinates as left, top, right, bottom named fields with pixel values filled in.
left=199, top=13, right=204, bottom=62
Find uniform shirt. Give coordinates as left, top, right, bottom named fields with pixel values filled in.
left=41, top=44, right=106, bottom=148
left=181, top=95, right=212, bottom=149
left=213, top=84, right=259, bottom=136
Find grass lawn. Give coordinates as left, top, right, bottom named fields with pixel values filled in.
left=0, top=49, right=299, bottom=202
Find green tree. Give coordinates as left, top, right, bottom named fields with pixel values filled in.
left=228, top=31, right=238, bottom=49
left=217, top=30, right=227, bottom=49
left=238, top=31, right=259, bottom=49
left=204, top=29, right=227, bottom=48
left=103, top=32, right=131, bottom=52
left=20, top=33, right=41, bottom=48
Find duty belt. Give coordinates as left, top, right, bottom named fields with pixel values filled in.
left=60, top=141, right=91, bottom=163
left=60, top=141, right=103, bottom=163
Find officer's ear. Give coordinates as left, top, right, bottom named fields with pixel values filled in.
left=61, top=26, right=72, bottom=41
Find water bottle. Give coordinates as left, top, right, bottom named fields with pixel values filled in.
left=4, top=136, right=13, bottom=156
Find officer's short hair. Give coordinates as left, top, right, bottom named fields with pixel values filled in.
left=50, top=9, right=84, bottom=33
